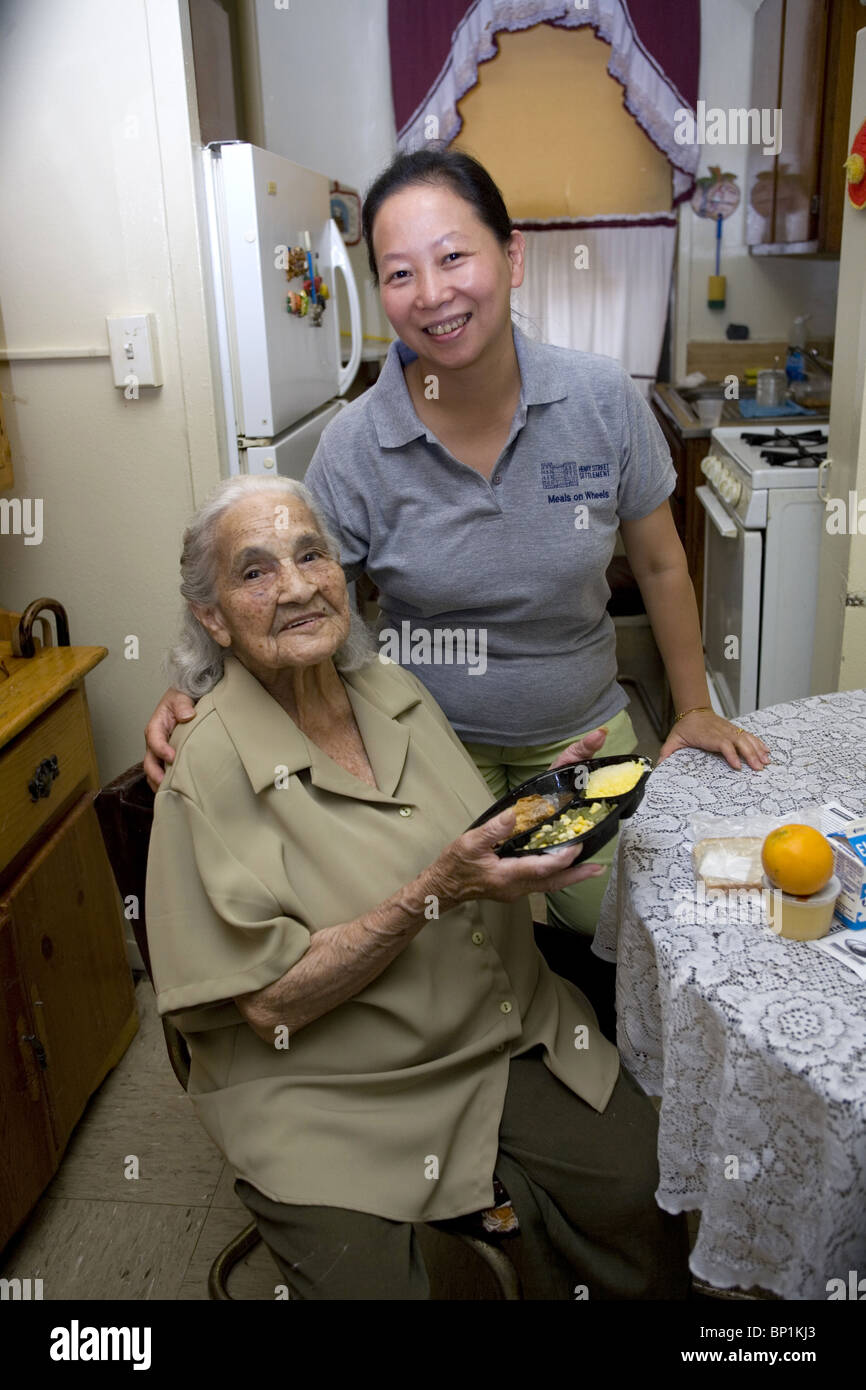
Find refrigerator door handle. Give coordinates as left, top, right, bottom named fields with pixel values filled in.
left=329, top=218, right=362, bottom=396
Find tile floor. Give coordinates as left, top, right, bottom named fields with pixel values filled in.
left=1, top=625, right=694, bottom=1300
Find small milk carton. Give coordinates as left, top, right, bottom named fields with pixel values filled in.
left=823, top=803, right=866, bottom=930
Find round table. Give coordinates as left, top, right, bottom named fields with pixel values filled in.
left=594, top=689, right=866, bottom=1300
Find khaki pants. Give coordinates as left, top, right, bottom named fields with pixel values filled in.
left=461, top=707, right=639, bottom=936
left=235, top=1047, right=690, bottom=1301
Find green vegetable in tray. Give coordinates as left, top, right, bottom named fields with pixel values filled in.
left=525, top=801, right=611, bottom=849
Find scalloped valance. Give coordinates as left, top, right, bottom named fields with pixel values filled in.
left=388, top=0, right=700, bottom=205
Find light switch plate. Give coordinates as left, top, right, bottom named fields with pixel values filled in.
left=106, top=313, right=163, bottom=388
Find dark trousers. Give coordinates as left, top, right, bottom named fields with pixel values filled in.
left=533, top=920, right=618, bottom=1042
left=235, top=1047, right=690, bottom=1300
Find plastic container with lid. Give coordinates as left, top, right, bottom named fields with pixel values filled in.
left=756, top=365, right=787, bottom=407
left=696, top=398, right=724, bottom=428
left=763, top=873, right=841, bottom=941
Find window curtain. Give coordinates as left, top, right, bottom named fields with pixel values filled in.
left=387, top=0, right=699, bottom=384
left=511, top=218, right=677, bottom=399
left=388, top=0, right=700, bottom=204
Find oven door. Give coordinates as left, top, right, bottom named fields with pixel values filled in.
left=697, top=485, right=762, bottom=718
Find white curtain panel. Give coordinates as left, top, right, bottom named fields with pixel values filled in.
left=510, top=221, right=677, bottom=399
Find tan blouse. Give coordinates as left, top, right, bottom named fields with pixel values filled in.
left=145, top=652, right=620, bottom=1222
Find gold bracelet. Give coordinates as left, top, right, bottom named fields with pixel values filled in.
left=674, top=704, right=713, bottom=723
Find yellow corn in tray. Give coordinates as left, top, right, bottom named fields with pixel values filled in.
left=583, top=760, right=645, bottom=798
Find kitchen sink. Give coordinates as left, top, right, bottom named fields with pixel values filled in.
left=676, top=383, right=747, bottom=401
left=669, top=382, right=828, bottom=428
left=678, top=383, right=756, bottom=425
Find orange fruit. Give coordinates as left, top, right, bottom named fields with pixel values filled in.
left=761, top=824, right=834, bottom=897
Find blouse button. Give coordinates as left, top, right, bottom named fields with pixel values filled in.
left=471, top=931, right=485, bottom=946
left=499, top=1001, right=512, bottom=1014
left=398, top=806, right=413, bottom=817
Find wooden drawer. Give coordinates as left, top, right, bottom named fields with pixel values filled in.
left=0, top=688, right=93, bottom=876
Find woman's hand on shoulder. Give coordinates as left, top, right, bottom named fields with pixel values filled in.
left=425, top=808, right=605, bottom=912
left=144, top=687, right=198, bottom=791
left=657, top=709, right=770, bottom=772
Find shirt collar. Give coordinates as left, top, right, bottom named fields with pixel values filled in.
left=369, top=323, right=570, bottom=449
left=210, top=653, right=422, bottom=801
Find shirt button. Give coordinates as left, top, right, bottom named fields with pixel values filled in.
left=495, top=1043, right=506, bottom=1053
left=492, top=474, right=502, bottom=485
left=398, top=806, right=413, bottom=817
left=471, top=931, right=485, bottom=946
left=499, top=1001, right=512, bottom=1014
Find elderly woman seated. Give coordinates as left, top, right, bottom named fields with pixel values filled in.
left=145, top=475, right=690, bottom=1301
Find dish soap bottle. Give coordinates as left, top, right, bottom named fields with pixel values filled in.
left=786, top=314, right=810, bottom=384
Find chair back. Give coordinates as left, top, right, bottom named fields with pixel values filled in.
left=94, top=764, right=191, bottom=1088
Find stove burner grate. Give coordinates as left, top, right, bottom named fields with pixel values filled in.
left=738, top=427, right=828, bottom=467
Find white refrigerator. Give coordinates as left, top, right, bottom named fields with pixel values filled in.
left=202, top=141, right=363, bottom=478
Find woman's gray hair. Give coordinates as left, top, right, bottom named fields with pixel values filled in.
left=165, top=475, right=376, bottom=697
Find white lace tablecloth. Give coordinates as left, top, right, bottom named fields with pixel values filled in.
left=594, top=690, right=866, bottom=1300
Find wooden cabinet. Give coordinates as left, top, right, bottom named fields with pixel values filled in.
left=747, top=0, right=866, bottom=255
left=0, top=907, right=57, bottom=1238
left=0, top=623, right=137, bottom=1251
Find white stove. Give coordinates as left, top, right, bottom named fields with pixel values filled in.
left=697, top=425, right=827, bottom=719
left=700, top=425, right=827, bottom=526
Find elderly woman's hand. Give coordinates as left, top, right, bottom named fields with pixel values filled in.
left=144, top=687, right=198, bottom=791
left=425, top=807, right=605, bottom=912
left=546, top=726, right=607, bottom=771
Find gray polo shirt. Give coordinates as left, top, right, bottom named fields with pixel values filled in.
left=305, top=323, right=675, bottom=746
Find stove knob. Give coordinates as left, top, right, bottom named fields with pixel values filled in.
left=701, top=454, right=720, bottom=483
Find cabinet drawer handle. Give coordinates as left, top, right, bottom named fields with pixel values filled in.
left=28, top=755, right=59, bottom=802
left=21, top=1034, right=48, bottom=1070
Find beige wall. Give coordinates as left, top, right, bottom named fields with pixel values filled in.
left=839, top=371, right=866, bottom=687
left=453, top=24, right=672, bottom=218
left=0, top=0, right=223, bottom=782
left=811, top=27, right=866, bottom=697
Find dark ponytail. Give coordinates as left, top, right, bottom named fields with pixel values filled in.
left=361, top=147, right=513, bottom=287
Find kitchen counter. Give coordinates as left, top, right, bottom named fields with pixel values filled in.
left=651, top=381, right=829, bottom=440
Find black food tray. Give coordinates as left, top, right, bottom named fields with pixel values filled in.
left=468, top=754, right=653, bottom=859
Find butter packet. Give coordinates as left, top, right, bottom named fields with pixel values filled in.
left=692, top=837, right=764, bottom=889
